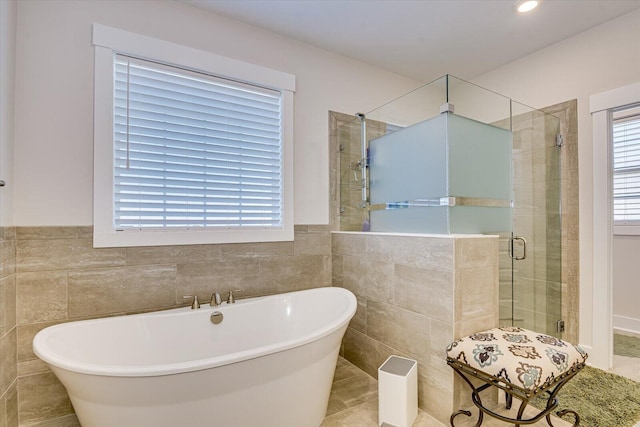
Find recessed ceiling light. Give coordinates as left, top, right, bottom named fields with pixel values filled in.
left=515, top=0, right=540, bottom=13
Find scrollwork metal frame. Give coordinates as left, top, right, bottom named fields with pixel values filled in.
left=447, top=358, right=585, bottom=427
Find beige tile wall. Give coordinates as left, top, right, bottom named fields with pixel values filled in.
left=0, top=227, right=18, bottom=427
left=13, top=225, right=331, bottom=425
left=332, top=231, right=499, bottom=424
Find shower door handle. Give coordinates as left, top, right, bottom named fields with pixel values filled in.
left=509, top=236, right=527, bottom=261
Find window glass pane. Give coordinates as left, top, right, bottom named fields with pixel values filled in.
left=613, top=109, right=640, bottom=223
left=113, top=55, right=283, bottom=229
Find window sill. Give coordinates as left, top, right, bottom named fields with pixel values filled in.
left=93, top=226, right=294, bottom=248
left=613, top=225, right=640, bottom=236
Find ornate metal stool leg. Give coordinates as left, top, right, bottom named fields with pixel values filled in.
left=548, top=409, right=580, bottom=427
left=560, top=409, right=580, bottom=426
left=514, top=398, right=530, bottom=427
left=448, top=360, right=584, bottom=426
left=450, top=365, right=484, bottom=426
left=505, top=391, right=513, bottom=410
left=541, top=373, right=581, bottom=427
left=450, top=410, right=473, bottom=427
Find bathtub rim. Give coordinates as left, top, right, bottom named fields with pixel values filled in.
left=33, top=286, right=357, bottom=378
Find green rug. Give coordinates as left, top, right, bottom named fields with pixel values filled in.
left=530, top=366, right=640, bottom=427
left=614, top=333, right=640, bottom=358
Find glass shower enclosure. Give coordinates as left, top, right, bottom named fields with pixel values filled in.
left=337, top=75, right=563, bottom=337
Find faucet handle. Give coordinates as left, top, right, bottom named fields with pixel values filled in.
left=182, top=295, right=200, bottom=309
left=226, top=289, right=244, bottom=304
left=210, top=292, right=222, bottom=306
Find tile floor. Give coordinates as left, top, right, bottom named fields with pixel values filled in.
left=613, top=331, right=640, bottom=384
left=612, top=330, right=640, bottom=427
left=322, top=357, right=573, bottom=427
left=613, top=354, right=640, bottom=383
left=23, top=356, right=640, bottom=427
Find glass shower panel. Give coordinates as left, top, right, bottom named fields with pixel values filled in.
left=366, top=75, right=447, bottom=128
left=367, top=112, right=511, bottom=234
left=447, top=75, right=512, bottom=131
left=337, top=75, right=449, bottom=231
left=505, top=101, right=562, bottom=336
left=337, top=113, right=392, bottom=231
left=368, top=114, right=449, bottom=233
left=447, top=113, right=512, bottom=234
left=337, top=116, right=366, bottom=231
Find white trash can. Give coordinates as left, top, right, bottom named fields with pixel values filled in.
left=378, top=355, right=418, bottom=427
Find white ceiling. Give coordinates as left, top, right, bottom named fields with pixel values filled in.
left=184, top=0, right=640, bottom=82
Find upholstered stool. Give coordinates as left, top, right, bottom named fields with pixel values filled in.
left=446, top=326, right=588, bottom=426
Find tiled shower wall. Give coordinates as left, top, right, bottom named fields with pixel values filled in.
left=12, top=225, right=331, bottom=425
left=332, top=232, right=499, bottom=424
left=1, top=227, right=18, bottom=426
left=543, top=100, right=579, bottom=345
left=333, top=113, right=387, bottom=232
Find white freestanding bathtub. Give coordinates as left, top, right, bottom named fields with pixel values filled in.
left=33, top=287, right=357, bottom=427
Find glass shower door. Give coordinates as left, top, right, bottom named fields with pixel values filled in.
left=503, top=104, right=562, bottom=337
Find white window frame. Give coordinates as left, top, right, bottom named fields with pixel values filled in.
left=93, top=24, right=295, bottom=248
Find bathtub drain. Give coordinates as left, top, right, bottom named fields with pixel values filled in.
left=210, top=311, right=223, bottom=324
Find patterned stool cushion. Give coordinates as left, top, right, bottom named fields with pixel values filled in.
left=446, top=326, right=588, bottom=392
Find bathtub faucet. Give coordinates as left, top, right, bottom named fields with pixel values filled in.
left=210, top=292, right=222, bottom=306
left=226, top=289, right=243, bottom=304
left=182, top=295, right=200, bottom=310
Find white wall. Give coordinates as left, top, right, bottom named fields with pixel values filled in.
left=13, top=0, right=419, bottom=226
left=0, top=0, right=16, bottom=226
left=474, top=9, right=640, bottom=351
left=613, top=236, right=640, bottom=333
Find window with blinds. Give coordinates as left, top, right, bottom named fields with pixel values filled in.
left=613, top=107, right=640, bottom=225
left=113, top=55, right=283, bottom=230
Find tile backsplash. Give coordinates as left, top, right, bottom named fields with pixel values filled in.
left=13, top=225, right=331, bottom=425
left=0, top=227, right=18, bottom=427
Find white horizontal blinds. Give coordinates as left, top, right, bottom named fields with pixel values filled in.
left=613, top=110, right=640, bottom=223
left=113, top=55, right=283, bottom=229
